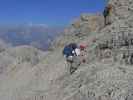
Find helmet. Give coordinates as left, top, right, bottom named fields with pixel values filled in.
left=80, top=44, right=86, bottom=50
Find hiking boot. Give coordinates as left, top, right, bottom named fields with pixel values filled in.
left=70, top=67, right=77, bottom=74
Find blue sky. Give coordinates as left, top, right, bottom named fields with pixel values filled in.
left=0, top=0, right=107, bottom=26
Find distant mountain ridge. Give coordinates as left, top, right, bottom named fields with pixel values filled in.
left=0, top=24, right=64, bottom=50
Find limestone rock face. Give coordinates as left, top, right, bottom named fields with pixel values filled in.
left=71, top=14, right=104, bottom=35
left=54, top=14, right=104, bottom=48
left=48, top=0, right=133, bottom=100
left=80, top=14, right=104, bottom=32
left=108, top=0, right=133, bottom=21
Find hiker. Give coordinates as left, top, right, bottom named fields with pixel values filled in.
left=79, top=44, right=87, bottom=63
left=63, top=43, right=81, bottom=74
left=103, top=4, right=113, bottom=26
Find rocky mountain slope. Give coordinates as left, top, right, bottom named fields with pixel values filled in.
left=0, top=0, right=133, bottom=100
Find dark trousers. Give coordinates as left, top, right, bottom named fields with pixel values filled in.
left=66, top=56, right=81, bottom=74
left=104, top=15, right=111, bottom=26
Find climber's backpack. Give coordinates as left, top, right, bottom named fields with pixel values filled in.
left=103, top=7, right=110, bottom=17
left=63, top=45, right=74, bottom=58
left=63, top=43, right=78, bottom=58
left=68, top=43, right=78, bottom=50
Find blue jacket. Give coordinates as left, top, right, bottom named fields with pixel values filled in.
left=63, top=46, right=74, bottom=57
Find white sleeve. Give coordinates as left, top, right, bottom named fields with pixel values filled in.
left=75, top=48, right=80, bottom=56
